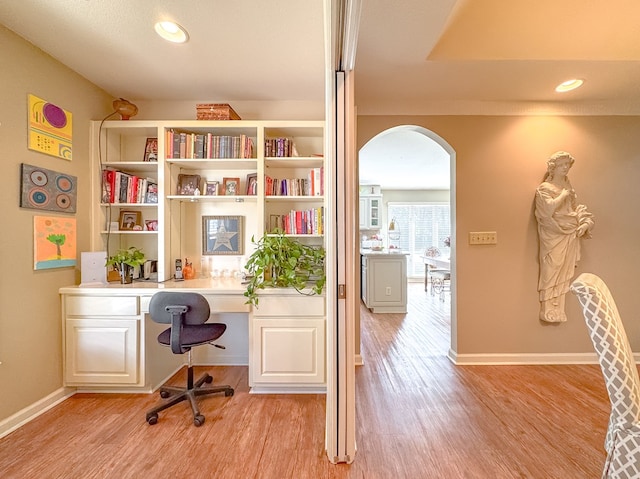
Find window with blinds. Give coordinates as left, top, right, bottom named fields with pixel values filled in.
left=387, top=203, right=451, bottom=278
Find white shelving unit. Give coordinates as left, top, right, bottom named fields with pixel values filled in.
left=91, top=120, right=325, bottom=282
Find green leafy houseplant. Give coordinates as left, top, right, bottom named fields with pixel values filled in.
left=243, top=231, right=326, bottom=307
left=105, top=247, right=146, bottom=284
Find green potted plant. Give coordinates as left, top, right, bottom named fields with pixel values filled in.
left=105, top=246, right=146, bottom=284
left=243, top=231, right=326, bottom=307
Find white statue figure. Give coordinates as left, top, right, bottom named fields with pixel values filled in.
left=535, top=151, right=594, bottom=323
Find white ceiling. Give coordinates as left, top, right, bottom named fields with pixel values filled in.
left=2, top=0, right=639, bottom=190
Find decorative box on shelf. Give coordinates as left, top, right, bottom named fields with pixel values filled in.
left=196, top=103, right=241, bottom=120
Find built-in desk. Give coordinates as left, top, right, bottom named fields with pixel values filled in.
left=59, top=278, right=325, bottom=394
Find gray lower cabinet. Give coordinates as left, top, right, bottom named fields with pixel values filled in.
left=361, top=253, right=408, bottom=313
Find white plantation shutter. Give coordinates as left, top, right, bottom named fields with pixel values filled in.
left=388, top=203, right=451, bottom=278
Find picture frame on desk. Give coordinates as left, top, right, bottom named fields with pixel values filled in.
left=119, top=211, right=142, bottom=231
left=143, top=138, right=158, bottom=162
left=177, top=174, right=201, bottom=195
left=202, top=215, right=244, bottom=255
left=222, top=177, right=240, bottom=196
left=205, top=180, right=219, bottom=196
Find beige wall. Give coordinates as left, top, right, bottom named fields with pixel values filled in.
left=359, top=115, right=640, bottom=356
left=0, top=25, right=113, bottom=421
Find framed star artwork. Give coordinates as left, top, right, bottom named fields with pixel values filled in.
left=202, top=215, right=244, bottom=255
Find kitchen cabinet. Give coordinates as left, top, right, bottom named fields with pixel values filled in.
left=359, top=195, right=382, bottom=229
left=361, top=252, right=408, bottom=313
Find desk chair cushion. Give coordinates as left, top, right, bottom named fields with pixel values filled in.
left=157, top=323, right=226, bottom=350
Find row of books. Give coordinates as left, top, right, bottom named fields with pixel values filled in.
left=269, top=207, right=324, bottom=235
left=264, top=137, right=299, bottom=158
left=165, top=130, right=254, bottom=159
left=265, top=167, right=324, bottom=196
left=102, top=169, right=158, bottom=204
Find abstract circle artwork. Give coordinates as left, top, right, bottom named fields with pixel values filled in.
left=20, top=163, right=77, bottom=213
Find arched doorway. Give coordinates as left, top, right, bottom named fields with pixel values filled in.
left=358, top=124, right=457, bottom=357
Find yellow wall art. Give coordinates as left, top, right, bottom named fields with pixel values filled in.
left=28, top=94, right=73, bottom=160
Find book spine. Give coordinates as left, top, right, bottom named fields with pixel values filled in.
left=173, top=133, right=181, bottom=158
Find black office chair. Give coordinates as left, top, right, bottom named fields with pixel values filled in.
left=145, top=292, right=234, bottom=427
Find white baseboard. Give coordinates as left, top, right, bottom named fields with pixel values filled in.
left=0, top=387, right=76, bottom=439
left=448, top=350, right=603, bottom=365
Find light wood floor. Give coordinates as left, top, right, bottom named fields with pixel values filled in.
left=0, top=283, right=609, bottom=478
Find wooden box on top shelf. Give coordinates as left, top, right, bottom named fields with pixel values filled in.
left=196, top=103, right=241, bottom=120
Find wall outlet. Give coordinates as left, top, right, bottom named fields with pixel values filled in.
left=469, top=231, right=497, bottom=245
left=385, top=286, right=392, bottom=295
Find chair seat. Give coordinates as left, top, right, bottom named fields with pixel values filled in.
left=158, top=323, right=226, bottom=348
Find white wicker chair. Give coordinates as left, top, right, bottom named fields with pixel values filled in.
left=570, top=273, right=640, bottom=478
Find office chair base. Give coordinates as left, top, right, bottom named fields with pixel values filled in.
left=146, top=371, right=234, bottom=427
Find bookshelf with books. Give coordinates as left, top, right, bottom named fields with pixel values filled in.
left=91, top=121, right=164, bottom=279
left=263, top=125, right=325, bottom=239
left=90, top=120, right=325, bottom=282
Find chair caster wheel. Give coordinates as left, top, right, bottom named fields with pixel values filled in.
left=225, top=388, right=234, bottom=397
left=204, top=375, right=213, bottom=384
left=160, top=390, right=170, bottom=398
left=194, top=415, right=205, bottom=427
left=147, top=414, right=158, bottom=425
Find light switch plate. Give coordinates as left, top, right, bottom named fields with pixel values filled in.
left=469, top=231, right=497, bottom=245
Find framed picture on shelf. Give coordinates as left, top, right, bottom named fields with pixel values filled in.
left=145, top=181, right=158, bottom=203
left=202, top=215, right=244, bottom=255
left=177, top=174, right=201, bottom=195
left=119, top=211, right=142, bottom=231
left=222, top=177, right=240, bottom=196
left=144, top=219, right=158, bottom=231
left=245, top=173, right=258, bottom=195
left=143, top=138, right=158, bottom=162
left=205, top=180, right=219, bottom=196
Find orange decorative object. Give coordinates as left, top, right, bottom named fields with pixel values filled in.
left=112, top=98, right=138, bottom=120
left=182, top=259, right=196, bottom=280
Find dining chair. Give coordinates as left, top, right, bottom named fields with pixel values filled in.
left=570, top=272, right=640, bottom=478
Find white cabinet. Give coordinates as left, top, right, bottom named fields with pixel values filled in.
left=249, top=294, right=325, bottom=393
left=361, top=253, right=408, bottom=313
left=62, top=295, right=141, bottom=386
left=359, top=195, right=382, bottom=229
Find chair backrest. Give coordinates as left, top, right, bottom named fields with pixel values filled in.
left=149, top=292, right=211, bottom=354
left=570, top=273, right=640, bottom=435
left=149, top=291, right=210, bottom=326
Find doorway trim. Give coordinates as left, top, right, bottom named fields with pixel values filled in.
left=358, top=124, right=458, bottom=356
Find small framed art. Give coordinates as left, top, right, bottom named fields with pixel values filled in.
left=119, top=211, right=142, bottom=230
left=177, top=174, right=201, bottom=195
left=245, top=173, right=258, bottom=195
left=205, top=180, right=219, bottom=196
left=144, top=219, right=158, bottom=231
left=222, top=177, right=240, bottom=196
left=202, top=215, right=244, bottom=255
left=143, top=138, right=158, bottom=162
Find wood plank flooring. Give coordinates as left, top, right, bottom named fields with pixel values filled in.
left=0, top=283, right=609, bottom=478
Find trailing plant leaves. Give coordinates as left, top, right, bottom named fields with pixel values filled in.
left=243, top=231, right=325, bottom=307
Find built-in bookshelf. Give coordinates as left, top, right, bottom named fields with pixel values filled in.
left=90, top=120, right=325, bottom=281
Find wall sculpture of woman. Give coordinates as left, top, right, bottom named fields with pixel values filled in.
left=535, top=151, right=594, bottom=323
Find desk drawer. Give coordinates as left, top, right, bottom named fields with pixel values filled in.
left=254, top=295, right=325, bottom=317
left=203, top=295, right=250, bottom=313
left=66, top=296, right=138, bottom=316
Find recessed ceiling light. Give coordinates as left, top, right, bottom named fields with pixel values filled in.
left=154, top=21, right=189, bottom=44
left=555, top=79, right=584, bottom=93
